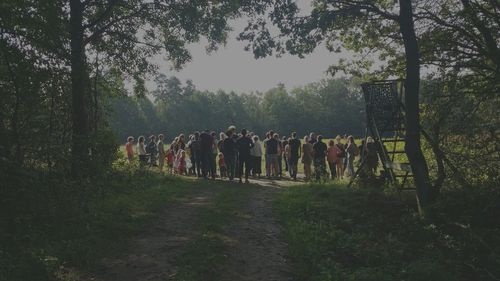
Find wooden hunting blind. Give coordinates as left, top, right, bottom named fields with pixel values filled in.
left=352, top=79, right=414, bottom=190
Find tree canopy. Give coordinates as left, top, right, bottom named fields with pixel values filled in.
left=236, top=0, right=499, bottom=205
left=108, top=77, right=366, bottom=141
left=1, top=1, right=499, bottom=280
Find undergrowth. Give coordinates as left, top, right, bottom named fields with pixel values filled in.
left=0, top=160, right=196, bottom=281
left=276, top=183, right=500, bottom=281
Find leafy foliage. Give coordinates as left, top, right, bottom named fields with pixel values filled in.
left=108, top=77, right=366, bottom=141
left=0, top=161, right=201, bottom=281
left=237, top=0, right=499, bottom=190
left=276, top=184, right=500, bottom=281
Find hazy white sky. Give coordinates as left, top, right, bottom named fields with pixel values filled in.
left=150, top=29, right=340, bottom=93
left=147, top=1, right=346, bottom=93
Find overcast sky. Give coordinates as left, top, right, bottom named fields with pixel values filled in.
left=147, top=1, right=346, bottom=93
left=154, top=37, right=340, bottom=93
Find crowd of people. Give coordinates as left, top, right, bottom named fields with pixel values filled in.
left=124, top=125, right=379, bottom=182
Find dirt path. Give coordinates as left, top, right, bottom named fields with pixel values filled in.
left=89, top=178, right=294, bottom=281
left=219, top=182, right=292, bottom=281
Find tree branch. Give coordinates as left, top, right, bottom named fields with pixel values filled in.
left=83, top=4, right=148, bottom=46
left=83, top=0, right=120, bottom=29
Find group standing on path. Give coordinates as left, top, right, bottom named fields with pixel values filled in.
left=125, top=126, right=376, bottom=182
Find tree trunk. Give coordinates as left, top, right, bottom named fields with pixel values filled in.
left=70, top=0, right=89, bottom=177
left=5, top=53, right=23, bottom=164
left=399, top=0, right=432, bottom=209
left=430, top=124, right=446, bottom=198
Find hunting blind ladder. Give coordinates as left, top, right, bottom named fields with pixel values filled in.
left=350, top=79, right=415, bottom=190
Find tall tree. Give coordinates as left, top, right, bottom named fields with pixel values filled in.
left=399, top=0, right=431, bottom=207
left=69, top=0, right=88, bottom=175
left=239, top=1, right=433, bottom=207
left=2, top=0, right=258, bottom=176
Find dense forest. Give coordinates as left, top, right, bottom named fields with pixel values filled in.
left=1, top=0, right=499, bottom=280
left=108, top=76, right=366, bottom=141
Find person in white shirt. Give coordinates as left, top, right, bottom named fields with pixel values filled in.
left=137, top=136, right=147, bottom=166
left=250, top=135, right=263, bottom=178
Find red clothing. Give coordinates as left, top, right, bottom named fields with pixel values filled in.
left=327, top=146, right=337, bottom=163
left=330, top=145, right=343, bottom=163
left=166, top=150, right=174, bottom=165
left=125, top=142, right=134, bottom=158
left=177, top=157, right=186, bottom=173
left=218, top=157, right=226, bottom=167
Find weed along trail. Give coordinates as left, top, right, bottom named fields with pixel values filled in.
left=88, top=178, right=292, bottom=281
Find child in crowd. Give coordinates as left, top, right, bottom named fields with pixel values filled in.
left=157, top=134, right=165, bottom=172
left=218, top=152, right=227, bottom=178
left=137, top=136, right=147, bottom=166
left=175, top=149, right=187, bottom=175
left=166, top=145, right=175, bottom=173
left=284, top=139, right=292, bottom=177
left=146, top=135, right=158, bottom=166
left=125, top=136, right=135, bottom=161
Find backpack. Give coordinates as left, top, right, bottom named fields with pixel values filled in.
left=336, top=144, right=346, bottom=158
left=146, top=142, right=154, bottom=154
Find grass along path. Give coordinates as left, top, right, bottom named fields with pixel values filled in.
left=275, top=183, right=500, bottom=281
left=91, top=188, right=218, bottom=281
left=10, top=157, right=496, bottom=281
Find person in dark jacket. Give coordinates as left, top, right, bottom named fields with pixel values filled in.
left=265, top=133, right=280, bottom=178
left=312, top=135, right=328, bottom=180
left=200, top=129, right=215, bottom=179
left=146, top=135, right=158, bottom=166
left=190, top=132, right=202, bottom=177
left=288, top=132, right=302, bottom=180
left=236, top=129, right=254, bottom=183
left=223, top=130, right=238, bottom=181
left=210, top=131, right=218, bottom=178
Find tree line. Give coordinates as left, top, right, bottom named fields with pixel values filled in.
left=108, top=76, right=366, bottom=141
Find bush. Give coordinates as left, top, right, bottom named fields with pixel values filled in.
left=0, top=156, right=185, bottom=281
left=276, top=184, right=500, bottom=281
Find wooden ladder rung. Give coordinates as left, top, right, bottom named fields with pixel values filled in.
left=387, top=150, right=406, bottom=154
left=394, top=174, right=414, bottom=177
left=382, top=139, right=405, bottom=142
left=385, top=162, right=412, bottom=172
